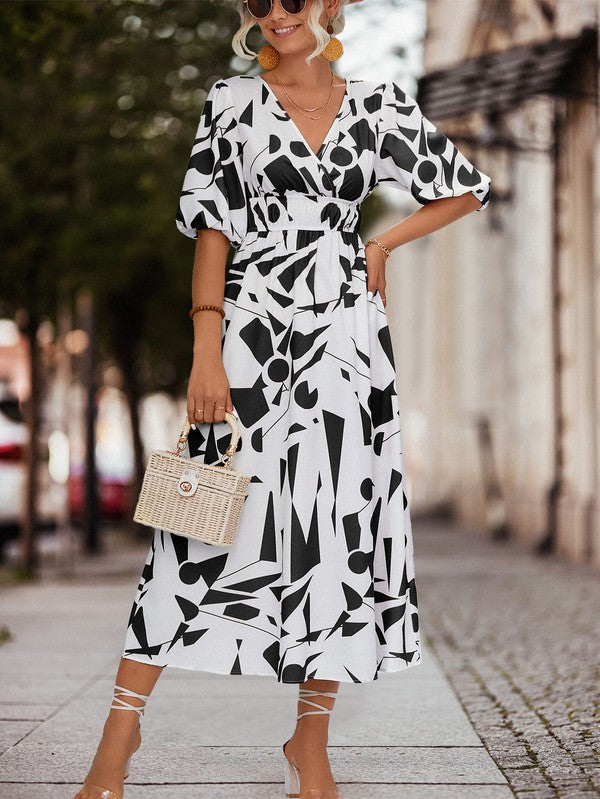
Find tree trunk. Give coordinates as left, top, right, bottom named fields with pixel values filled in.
left=20, top=312, right=41, bottom=576
left=116, top=343, right=146, bottom=539
left=78, top=290, right=100, bottom=554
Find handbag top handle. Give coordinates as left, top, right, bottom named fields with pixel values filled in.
left=172, top=412, right=242, bottom=466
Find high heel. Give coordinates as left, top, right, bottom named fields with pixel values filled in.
left=75, top=683, right=150, bottom=799
left=283, top=741, right=301, bottom=798
left=283, top=687, right=340, bottom=799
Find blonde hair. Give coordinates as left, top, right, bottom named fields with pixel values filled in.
left=232, top=0, right=351, bottom=65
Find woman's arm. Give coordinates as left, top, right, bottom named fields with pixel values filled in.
left=187, top=228, right=234, bottom=425
left=191, top=229, right=230, bottom=359
left=376, top=191, right=482, bottom=253
left=365, top=192, right=483, bottom=306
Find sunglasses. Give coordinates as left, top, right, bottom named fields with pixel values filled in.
left=243, top=0, right=307, bottom=20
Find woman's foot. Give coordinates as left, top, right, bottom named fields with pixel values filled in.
left=284, top=736, right=340, bottom=798
left=74, top=715, right=141, bottom=799
left=283, top=682, right=341, bottom=798
left=74, top=681, right=152, bottom=799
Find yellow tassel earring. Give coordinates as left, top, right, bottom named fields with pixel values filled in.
left=322, top=19, right=343, bottom=61
left=257, top=44, right=280, bottom=70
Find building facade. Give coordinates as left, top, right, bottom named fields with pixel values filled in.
left=377, top=0, right=600, bottom=566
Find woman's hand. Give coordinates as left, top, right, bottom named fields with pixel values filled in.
left=365, top=243, right=389, bottom=307
left=187, top=353, right=234, bottom=426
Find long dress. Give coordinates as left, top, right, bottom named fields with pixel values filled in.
left=121, top=74, right=491, bottom=684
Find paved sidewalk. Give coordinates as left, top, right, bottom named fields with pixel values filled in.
left=417, top=519, right=600, bottom=799
left=0, top=522, right=513, bottom=798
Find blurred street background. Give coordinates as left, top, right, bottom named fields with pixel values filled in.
left=0, top=1, right=599, bottom=797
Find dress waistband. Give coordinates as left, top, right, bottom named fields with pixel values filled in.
left=247, top=193, right=361, bottom=234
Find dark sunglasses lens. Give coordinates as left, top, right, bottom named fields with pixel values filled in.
left=282, top=0, right=306, bottom=11
left=247, top=0, right=306, bottom=16
left=247, top=0, right=272, bottom=18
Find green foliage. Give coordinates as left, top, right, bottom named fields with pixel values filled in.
left=0, top=0, right=243, bottom=392
left=0, top=624, right=13, bottom=643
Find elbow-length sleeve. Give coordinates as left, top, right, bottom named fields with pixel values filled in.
left=175, top=79, right=247, bottom=248
left=375, top=81, right=491, bottom=211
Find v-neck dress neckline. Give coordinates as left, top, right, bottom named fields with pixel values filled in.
left=256, top=74, right=349, bottom=162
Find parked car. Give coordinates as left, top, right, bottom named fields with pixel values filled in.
left=68, top=465, right=132, bottom=521
left=0, top=392, right=57, bottom=558
left=0, top=396, right=27, bottom=534
left=68, top=386, right=135, bottom=521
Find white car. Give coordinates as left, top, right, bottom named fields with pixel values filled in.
left=0, top=398, right=28, bottom=526
left=0, top=395, right=57, bottom=558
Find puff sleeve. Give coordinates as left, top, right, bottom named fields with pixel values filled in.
left=375, top=81, right=491, bottom=211
left=175, top=79, right=247, bottom=248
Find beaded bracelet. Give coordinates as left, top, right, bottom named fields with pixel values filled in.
left=189, top=304, right=225, bottom=320
left=365, top=237, right=391, bottom=259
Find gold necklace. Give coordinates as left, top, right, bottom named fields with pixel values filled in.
left=273, top=69, right=334, bottom=113
left=273, top=70, right=335, bottom=120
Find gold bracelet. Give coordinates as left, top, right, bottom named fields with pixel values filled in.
left=189, top=304, right=225, bottom=320
left=365, top=237, right=391, bottom=259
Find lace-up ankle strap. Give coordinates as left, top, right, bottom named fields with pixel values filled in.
left=110, top=684, right=151, bottom=717
left=297, top=687, right=339, bottom=720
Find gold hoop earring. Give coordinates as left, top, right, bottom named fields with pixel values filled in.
left=322, top=18, right=343, bottom=61
left=257, top=44, right=279, bottom=69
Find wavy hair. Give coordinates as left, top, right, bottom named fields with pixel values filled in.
left=232, top=0, right=351, bottom=65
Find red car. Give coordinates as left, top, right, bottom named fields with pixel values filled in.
left=68, top=465, right=133, bottom=520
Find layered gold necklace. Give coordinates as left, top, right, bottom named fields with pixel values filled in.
left=272, top=69, right=338, bottom=120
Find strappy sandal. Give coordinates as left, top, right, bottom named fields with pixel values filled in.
left=282, top=687, right=341, bottom=798
left=74, top=684, right=150, bottom=799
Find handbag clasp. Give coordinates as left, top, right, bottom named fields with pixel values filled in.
left=177, top=467, right=200, bottom=497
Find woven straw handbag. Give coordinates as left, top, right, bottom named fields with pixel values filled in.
left=133, top=411, right=251, bottom=547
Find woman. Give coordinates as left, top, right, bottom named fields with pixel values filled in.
left=76, top=1, right=491, bottom=797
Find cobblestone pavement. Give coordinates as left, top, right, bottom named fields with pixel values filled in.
left=415, top=516, right=600, bottom=799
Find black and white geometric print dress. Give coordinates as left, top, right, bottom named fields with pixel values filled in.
left=122, top=75, right=491, bottom=684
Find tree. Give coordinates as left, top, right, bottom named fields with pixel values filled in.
left=0, top=0, right=243, bottom=566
